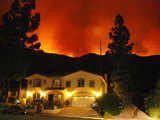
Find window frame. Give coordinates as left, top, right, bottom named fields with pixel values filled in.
left=78, top=78, right=85, bottom=87
left=89, top=80, right=95, bottom=87
left=66, top=81, right=71, bottom=87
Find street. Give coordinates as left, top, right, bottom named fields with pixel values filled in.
left=0, top=107, right=102, bottom=120
left=27, top=113, right=103, bottom=120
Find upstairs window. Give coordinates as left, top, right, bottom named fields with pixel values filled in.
left=11, top=91, right=16, bottom=96
left=78, top=78, right=84, bottom=87
left=44, top=80, right=47, bottom=85
left=66, top=81, right=71, bottom=87
left=29, top=80, right=32, bottom=86
left=32, top=79, right=41, bottom=87
left=55, top=80, right=60, bottom=86
left=89, top=80, right=95, bottom=87
left=52, top=80, right=55, bottom=87
left=52, top=79, right=61, bottom=87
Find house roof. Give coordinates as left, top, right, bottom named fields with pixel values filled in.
left=25, top=73, right=49, bottom=80
left=61, top=70, right=104, bottom=79
left=26, top=70, right=104, bottom=79
left=25, top=70, right=106, bottom=80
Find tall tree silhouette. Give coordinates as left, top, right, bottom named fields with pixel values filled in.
left=106, top=14, right=134, bottom=94
left=107, top=14, right=134, bottom=55
left=0, top=0, right=40, bottom=101
left=0, top=0, right=40, bottom=49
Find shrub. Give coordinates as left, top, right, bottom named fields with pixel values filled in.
left=144, top=79, right=160, bottom=118
left=144, top=93, right=160, bottom=117
left=96, top=93, right=125, bottom=116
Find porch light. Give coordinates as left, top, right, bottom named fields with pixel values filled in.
left=66, top=91, right=74, bottom=97
left=93, top=91, right=102, bottom=97
left=40, top=91, right=46, bottom=98
left=26, top=91, right=33, bottom=98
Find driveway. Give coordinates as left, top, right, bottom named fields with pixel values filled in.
left=42, top=107, right=102, bottom=119
left=54, top=107, right=99, bottom=118
left=43, top=106, right=153, bottom=120
left=36, top=114, right=103, bottom=120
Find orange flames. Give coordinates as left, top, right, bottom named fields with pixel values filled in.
left=35, top=0, right=160, bottom=57
left=0, top=0, right=160, bottom=57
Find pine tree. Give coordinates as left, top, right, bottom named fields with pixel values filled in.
left=0, top=0, right=40, bottom=49
left=106, top=14, right=134, bottom=94
left=107, top=14, right=134, bottom=55
left=0, top=0, right=40, bottom=101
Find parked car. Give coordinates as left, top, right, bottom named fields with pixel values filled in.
left=2, top=105, right=27, bottom=115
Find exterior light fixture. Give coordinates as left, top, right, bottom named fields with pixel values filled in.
left=93, top=91, right=102, bottom=97
left=66, top=91, right=74, bottom=97
left=40, top=91, right=46, bottom=98
left=26, top=91, right=33, bottom=98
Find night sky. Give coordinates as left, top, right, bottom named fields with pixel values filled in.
left=0, top=0, right=160, bottom=57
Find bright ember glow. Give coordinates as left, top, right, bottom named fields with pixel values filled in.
left=0, top=0, right=160, bottom=57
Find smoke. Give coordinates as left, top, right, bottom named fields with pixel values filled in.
left=0, top=0, right=160, bottom=56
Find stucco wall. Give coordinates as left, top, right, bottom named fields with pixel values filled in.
left=22, top=71, right=107, bottom=105
left=26, top=74, right=62, bottom=90
left=62, top=71, right=107, bottom=100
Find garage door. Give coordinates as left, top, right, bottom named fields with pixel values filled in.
left=72, top=97, right=95, bottom=107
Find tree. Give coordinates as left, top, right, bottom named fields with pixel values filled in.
left=111, top=70, right=137, bottom=104
left=106, top=14, right=134, bottom=96
left=0, top=0, right=41, bottom=101
left=107, top=14, right=134, bottom=55
left=96, top=93, right=125, bottom=116
left=0, top=0, right=40, bottom=49
left=144, top=76, right=160, bottom=118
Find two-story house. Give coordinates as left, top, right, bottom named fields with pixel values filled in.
left=20, top=70, right=107, bottom=107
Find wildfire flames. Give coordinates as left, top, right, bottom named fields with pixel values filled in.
left=0, top=0, right=160, bottom=57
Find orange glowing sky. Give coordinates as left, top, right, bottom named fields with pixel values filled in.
left=0, top=0, right=160, bottom=57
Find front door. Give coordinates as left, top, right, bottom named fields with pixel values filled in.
left=48, top=94, right=54, bottom=109
left=48, top=94, right=54, bottom=102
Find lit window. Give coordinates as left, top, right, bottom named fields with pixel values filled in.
left=90, top=81, right=95, bottom=87
left=66, top=81, right=71, bottom=87
left=78, top=78, right=84, bottom=87
left=55, top=80, right=60, bottom=86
